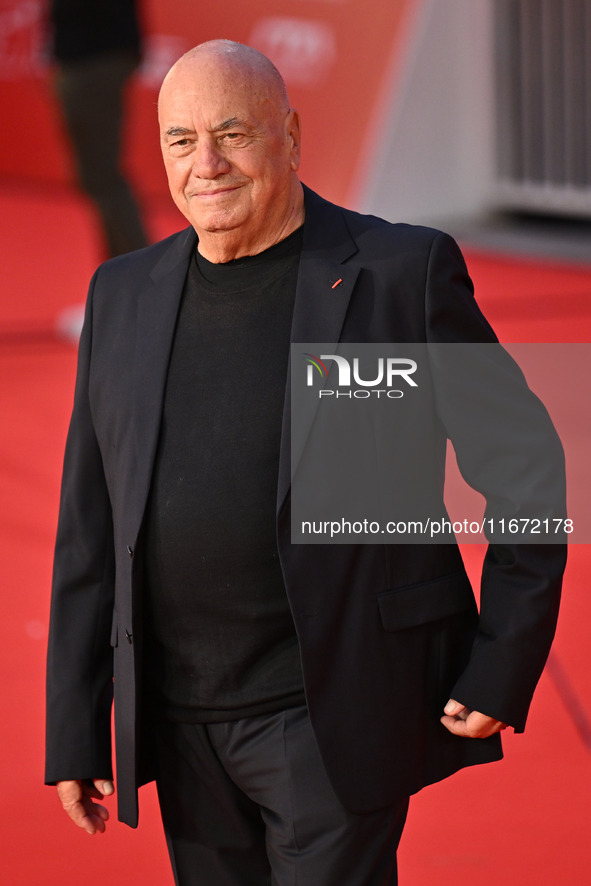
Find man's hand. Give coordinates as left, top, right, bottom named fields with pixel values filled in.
left=56, top=779, right=114, bottom=835
left=441, top=699, right=508, bottom=738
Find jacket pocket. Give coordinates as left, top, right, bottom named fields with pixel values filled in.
left=377, top=571, right=476, bottom=631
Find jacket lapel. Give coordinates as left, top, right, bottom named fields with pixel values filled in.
left=277, top=188, right=360, bottom=512
left=131, top=227, right=197, bottom=535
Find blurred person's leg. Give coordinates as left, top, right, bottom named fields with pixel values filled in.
left=54, top=49, right=149, bottom=258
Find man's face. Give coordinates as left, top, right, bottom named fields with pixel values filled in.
left=158, top=56, right=301, bottom=256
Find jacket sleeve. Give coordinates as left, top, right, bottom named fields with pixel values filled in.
left=424, top=232, right=567, bottom=731
left=45, top=269, right=115, bottom=784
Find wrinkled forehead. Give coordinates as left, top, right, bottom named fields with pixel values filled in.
left=158, top=54, right=287, bottom=128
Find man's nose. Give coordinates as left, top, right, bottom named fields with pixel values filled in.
left=191, top=140, right=231, bottom=178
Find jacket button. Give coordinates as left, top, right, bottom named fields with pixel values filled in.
left=125, top=630, right=133, bottom=644
left=127, top=545, right=133, bottom=557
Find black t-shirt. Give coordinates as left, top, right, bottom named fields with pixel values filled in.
left=143, top=227, right=306, bottom=722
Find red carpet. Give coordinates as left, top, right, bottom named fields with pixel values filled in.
left=1, top=186, right=590, bottom=883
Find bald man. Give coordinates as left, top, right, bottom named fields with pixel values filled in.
left=46, top=40, right=566, bottom=886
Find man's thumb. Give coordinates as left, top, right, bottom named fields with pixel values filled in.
left=444, top=699, right=463, bottom=716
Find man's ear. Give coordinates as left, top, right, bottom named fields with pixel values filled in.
left=286, top=108, right=302, bottom=171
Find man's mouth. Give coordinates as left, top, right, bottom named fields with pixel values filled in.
left=193, top=185, right=241, bottom=198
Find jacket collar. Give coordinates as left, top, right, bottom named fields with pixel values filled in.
left=277, top=185, right=360, bottom=510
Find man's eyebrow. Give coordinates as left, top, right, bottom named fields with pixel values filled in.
left=164, top=126, right=194, bottom=138
left=164, top=119, right=248, bottom=139
left=216, top=117, right=247, bottom=131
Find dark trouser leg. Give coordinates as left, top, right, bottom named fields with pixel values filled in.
left=154, top=720, right=272, bottom=886
left=54, top=51, right=149, bottom=257
left=153, top=707, right=409, bottom=886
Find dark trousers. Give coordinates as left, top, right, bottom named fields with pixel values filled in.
left=153, top=705, right=409, bottom=886
left=54, top=50, right=149, bottom=258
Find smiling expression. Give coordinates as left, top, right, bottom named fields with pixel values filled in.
left=158, top=43, right=304, bottom=262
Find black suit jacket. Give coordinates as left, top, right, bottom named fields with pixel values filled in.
left=46, top=187, right=566, bottom=827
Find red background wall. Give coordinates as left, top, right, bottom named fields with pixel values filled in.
left=0, top=0, right=416, bottom=206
